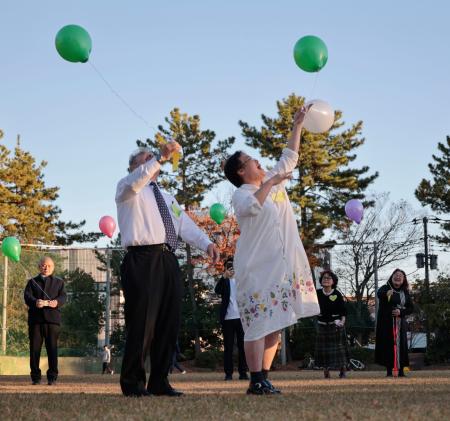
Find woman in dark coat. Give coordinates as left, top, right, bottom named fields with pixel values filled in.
left=375, top=269, right=414, bottom=377
left=314, top=270, right=348, bottom=379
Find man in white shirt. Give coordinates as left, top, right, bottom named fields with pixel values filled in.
left=102, top=345, right=113, bottom=374
left=215, top=258, right=248, bottom=381
left=116, top=141, right=219, bottom=397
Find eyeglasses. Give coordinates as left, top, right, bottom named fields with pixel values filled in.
left=239, top=156, right=254, bottom=169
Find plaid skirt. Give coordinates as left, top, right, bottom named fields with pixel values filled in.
left=314, top=323, right=348, bottom=369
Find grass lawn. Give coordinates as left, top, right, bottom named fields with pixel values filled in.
left=1, top=370, right=450, bottom=420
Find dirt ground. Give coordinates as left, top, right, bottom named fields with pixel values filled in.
left=1, top=370, right=450, bottom=420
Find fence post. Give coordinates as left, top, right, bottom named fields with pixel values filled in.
left=2, top=256, right=8, bottom=354
left=280, top=329, right=287, bottom=366
left=105, top=249, right=111, bottom=346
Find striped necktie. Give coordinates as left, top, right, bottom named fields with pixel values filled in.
left=150, top=182, right=178, bottom=251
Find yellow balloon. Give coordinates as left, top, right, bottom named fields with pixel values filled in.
left=0, top=129, right=4, bottom=139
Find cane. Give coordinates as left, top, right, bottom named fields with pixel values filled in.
left=392, top=316, right=399, bottom=378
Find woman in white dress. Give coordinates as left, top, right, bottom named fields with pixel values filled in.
left=223, top=105, right=320, bottom=394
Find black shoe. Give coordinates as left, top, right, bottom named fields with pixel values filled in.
left=246, top=381, right=275, bottom=395
left=263, top=379, right=281, bottom=394
left=339, top=371, right=347, bottom=379
left=32, top=380, right=41, bottom=385
left=224, top=375, right=233, bottom=381
left=239, top=373, right=249, bottom=380
left=47, top=380, right=57, bottom=386
left=150, top=387, right=183, bottom=397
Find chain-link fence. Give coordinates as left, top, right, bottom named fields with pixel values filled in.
left=1, top=240, right=447, bottom=365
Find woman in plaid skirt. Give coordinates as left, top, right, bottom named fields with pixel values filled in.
left=314, top=270, right=348, bottom=378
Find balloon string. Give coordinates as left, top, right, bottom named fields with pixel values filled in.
left=88, top=61, right=158, bottom=132
left=308, top=72, right=320, bottom=100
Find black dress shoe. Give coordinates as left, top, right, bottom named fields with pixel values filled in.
left=246, top=382, right=275, bottom=395
left=32, top=380, right=41, bottom=385
left=239, top=373, right=249, bottom=380
left=150, top=387, right=183, bottom=397
left=123, top=390, right=151, bottom=397
left=224, top=375, right=233, bottom=381
left=47, top=379, right=57, bottom=386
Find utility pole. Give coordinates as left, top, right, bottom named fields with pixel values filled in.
left=373, top=241, right=379, bottom=328
left=423, top=217, right=431, bottom=348
left=2, top=256, right=8, bottom=354
left=104, top=249, right=111, bottom=347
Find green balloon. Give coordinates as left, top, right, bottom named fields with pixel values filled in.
left=210, top=203, right=227, bottom=225
left=293, top=35, right=328, bottom=73
left=1, top=236, right=21, bottom=262
left=55, top=25, right=92, bottom=63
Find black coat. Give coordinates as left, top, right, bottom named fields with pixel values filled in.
left=24, top=275, right=66, bottom=325
left=214, top=277, right=231, bottom=324
left=375, top=283, right=414, bottom=368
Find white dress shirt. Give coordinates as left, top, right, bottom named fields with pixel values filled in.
left=115, top=158, right=212, bottom=252
left=102, top=348, right=111, bottom=363
left=225, top=278, right=240, bottom=320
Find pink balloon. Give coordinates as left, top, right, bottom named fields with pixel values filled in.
left=345, top=199, right=364, bottom=224
left=99, top=216, right=116, bottom=238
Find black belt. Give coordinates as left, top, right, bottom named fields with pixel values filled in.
left=127, top=244, right=174, bottom=253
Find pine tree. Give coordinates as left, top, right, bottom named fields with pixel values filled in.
left=0, top=136, right=99, bottom=244
left=239, top=93, right=378, bottom=252
left=138, top=108, right=234, bottom=207
left=138, top=108, right=235, bottom=357
left=415, top=136, right=450, bottom=244
left=60, top=268, right=104, bottom=352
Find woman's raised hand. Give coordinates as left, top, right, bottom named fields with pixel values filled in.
left=269, top=172, right=293, bottom=186
left=293, top=104, right=313, bottom=127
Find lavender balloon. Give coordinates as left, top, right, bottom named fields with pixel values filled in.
left=345, top=199, right=364, bottom=224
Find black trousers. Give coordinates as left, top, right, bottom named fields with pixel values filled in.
left=29, top=323, right=60, bottom=382
left=120, top=246, right=182, bottom=395
left=102, top=362, right=112, bottom=374
left=222, top=318, right=247, bottom=376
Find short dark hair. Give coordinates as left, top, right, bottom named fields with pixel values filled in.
left=224, top=257, right=234, bottom=270
left=387, top=268, right=409, bottom=291
left=319, top=270, right=338, bottom=288
left=224, top=151, right=244, bottom=187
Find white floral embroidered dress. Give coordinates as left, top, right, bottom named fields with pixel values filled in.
left=233, top=148, right=320, bottom=341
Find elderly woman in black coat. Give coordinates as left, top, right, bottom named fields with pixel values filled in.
left=375, top=269, right=414, bottom=377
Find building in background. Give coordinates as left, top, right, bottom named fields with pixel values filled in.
left=51, top=248, right=124, bottom=347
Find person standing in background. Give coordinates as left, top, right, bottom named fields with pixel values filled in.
left=24, top=257, right=66, bottom=386
left=215, top=258, right=248, bottom=381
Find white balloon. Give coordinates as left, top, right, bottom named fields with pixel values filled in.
left=303, top=99, right=335, bottom=134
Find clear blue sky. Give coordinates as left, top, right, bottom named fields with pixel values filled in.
left=1, top=1, right=449, bottom=268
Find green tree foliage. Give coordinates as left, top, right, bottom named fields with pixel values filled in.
left=413, top=274, right=450, bottom=363
left=138, top=108, right=235, bottom=207
left=0, top=136, right=99, bottom=244
left=137, top=108, right=235, bottom=358
left=60, top=269, right=104, bottom=353
left=239, top=94, right=378, bottom=251
left=415, top=136, right=450, bottom=245
left=344, top=300, right=374, bottom=345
